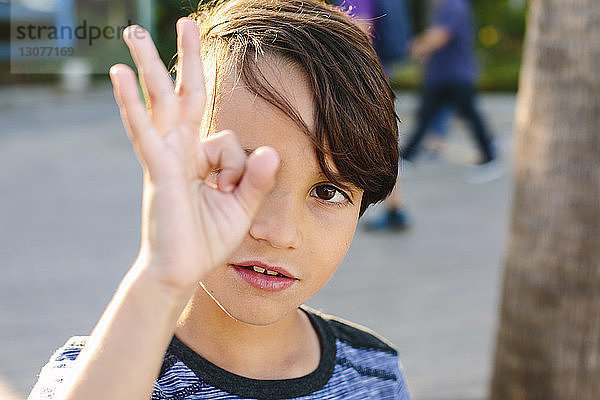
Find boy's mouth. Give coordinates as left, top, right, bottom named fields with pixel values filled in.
left=230, top=262, right=298, bottom=292
left=231, top=262, right=295, bottom=278
left=236, top=265, right=288, bottom=278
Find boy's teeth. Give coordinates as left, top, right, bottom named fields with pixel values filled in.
left=249, top=266, right=282, bottom=276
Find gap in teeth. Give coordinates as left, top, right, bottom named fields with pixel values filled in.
left=251, top=266, right=281, bottom=277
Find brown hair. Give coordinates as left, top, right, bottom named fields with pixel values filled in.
left=189, top=0, right=398, bottom=216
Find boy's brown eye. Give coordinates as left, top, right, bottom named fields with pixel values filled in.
left=310, top=183, right=352, bottom=205
left=315, top=185, right=336, bottom=200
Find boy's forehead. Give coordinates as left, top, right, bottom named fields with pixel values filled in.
left=210, top=57, right=315, bottom=154
left=215, top=55, right=316, bottom=134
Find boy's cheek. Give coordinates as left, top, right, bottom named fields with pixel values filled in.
left=314, top=227, right=356, bottom=270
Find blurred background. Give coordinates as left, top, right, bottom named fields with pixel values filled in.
left=2, top=0, right=525, bottom=399
left=0, top=0, right=527, bottom=88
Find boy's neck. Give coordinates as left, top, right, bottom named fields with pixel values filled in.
left=174, top=290, right=321, bottom=380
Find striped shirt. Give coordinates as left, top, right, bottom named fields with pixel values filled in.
left=29, top=307, right=410, bottom=399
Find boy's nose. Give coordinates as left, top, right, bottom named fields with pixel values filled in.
left=249, top=190, right=302, bottom=249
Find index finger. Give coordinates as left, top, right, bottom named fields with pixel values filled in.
left=175, top=18, right=207, bottom=132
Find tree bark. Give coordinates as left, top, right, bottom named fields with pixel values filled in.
left=490, top=0, right=600, bottom=399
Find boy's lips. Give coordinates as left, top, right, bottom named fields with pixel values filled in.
left=230, top=261, right=298, bottom=292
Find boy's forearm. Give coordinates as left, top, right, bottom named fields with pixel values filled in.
left=59, top=264, right=191, bottom=400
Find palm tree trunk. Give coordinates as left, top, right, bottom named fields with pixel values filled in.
left=490, top=0, right=600, bottom=399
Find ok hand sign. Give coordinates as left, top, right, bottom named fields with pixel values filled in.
left=109, top=19, right=279, bottom=300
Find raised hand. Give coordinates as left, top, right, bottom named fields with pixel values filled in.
left=109, top=19, right=279, bottom=299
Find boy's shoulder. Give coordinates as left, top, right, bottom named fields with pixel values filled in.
left=301, top=305, right=408, bottom=391
left=301, top=305, right=398, bottom=355
left=28, top=337, right=88, bottom=400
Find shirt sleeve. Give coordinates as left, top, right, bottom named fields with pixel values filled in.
left=396, top=359, right=412, bottom=400
left=28, top=337, right=87, bottom=400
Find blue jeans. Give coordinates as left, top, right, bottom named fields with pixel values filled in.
left=401, top=82, right=495, bottom=163
left=430, top=106, right=453, bottom=137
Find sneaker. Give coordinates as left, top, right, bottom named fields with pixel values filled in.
left=464, top=159, right=506, bottom=184
left=364, top=209, right=411, bottom=232
left=421, top=146, right=443, bottom=162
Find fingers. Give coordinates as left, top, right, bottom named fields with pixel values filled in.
left=123, top=25, right=178, bottom=133
left=175, top=18, right=206, bottom=132
left=196, top=132, right=280, bottom=215
left=109, top=64, right=162, bottom=167
left=234, top=147, right=280, bottom=215
left=197, top=131, right=247, bottom=192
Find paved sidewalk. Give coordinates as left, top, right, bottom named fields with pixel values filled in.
left=0, top=84, right=515, bottom=399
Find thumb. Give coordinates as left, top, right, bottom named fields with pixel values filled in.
left=234, top=146, right=280, bottom=217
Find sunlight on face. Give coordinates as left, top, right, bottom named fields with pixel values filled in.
left=200, top=56, right=363, bottom=326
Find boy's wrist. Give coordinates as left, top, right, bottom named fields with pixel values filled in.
left=126, top=260, right=199, bottom=311
left=63, top=260, right=193, bottom=400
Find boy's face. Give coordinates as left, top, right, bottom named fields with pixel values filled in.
left=200, top=57, right=363, bottom=326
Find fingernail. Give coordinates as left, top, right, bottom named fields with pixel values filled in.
left=109, top=64, right=120, bottom=75
left=123, top=25, right=134, bottom=40
left=124, top=25, right=145, bottom=41
left=177, top=18, right=187, bottom=33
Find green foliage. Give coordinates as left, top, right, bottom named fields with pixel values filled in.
left=471, top=0, right=527, bottom=91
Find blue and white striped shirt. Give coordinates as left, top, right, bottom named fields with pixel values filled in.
left=30, top=307, right=410, bottom=399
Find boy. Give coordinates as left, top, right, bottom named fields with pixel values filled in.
left=30, top=0, right=410, bottom=398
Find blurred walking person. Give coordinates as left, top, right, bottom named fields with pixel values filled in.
left=401, top=0, right=503, bottom=183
